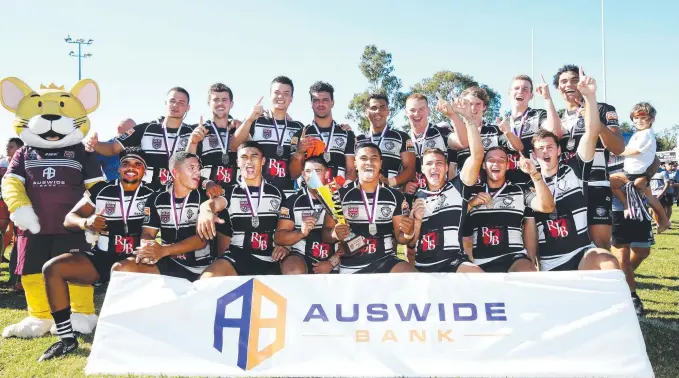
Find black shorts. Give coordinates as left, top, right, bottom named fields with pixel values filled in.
left=416, top=254, right=470, bottom=273
left=660, top=194, right=674, bottom=207
left=354, top=255, right=404, bottom=274
left=477, top=252, right=531, bottom=273
left=543, top=248, right=587, bottom=271
left=611, top=211, right=654, bottom=246
left=16, top=233, right=88, bottom=275
left=82, top=249, right=131, bottom=284
left=587, top=186, right=612, bottom=226
left=221, top=249, right=280, bottom=276
left=156, top=257, right=204, bottom=282
left=283, top=252, right=339, bottom=274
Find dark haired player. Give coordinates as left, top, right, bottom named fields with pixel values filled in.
left=38, top=148, right=153, bottom=361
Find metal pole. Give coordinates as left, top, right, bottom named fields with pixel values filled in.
left=601, top=0, right=607, bottom=102
left=65, top=36, right=93, bottom=81
left=531, top=28, right=535, bottom=108
left=78, top=43, right=82, bottom=80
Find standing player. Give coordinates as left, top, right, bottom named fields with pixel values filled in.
left=553, top=65, right=625, bottom=249
left=275, top=157, right=338, bottom=274
left=356, top=93, right=416, bottom=189
left=86, top=87, right=195, bottom=191
left=322, top=143, right=417, bottom=274
left=197, top=141, right=288, bottom=277
left=38, top=149, right=152, bottom=361
left=290, top=81, right=357, bottom=183
left=113, top=152, right=210, bottom=281
left=533, top=70, right=619, bottom=271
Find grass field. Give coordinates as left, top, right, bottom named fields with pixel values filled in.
left=0, top=217, right=677, bottom=377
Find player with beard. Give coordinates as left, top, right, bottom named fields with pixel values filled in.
left=197, top=141, right=288, bottom=277
left=37, top=148, right=153, bottom=361
left=356, top=93, right=416, bottom=189
left=275, top=157, right=338, bottom=274
left=462, top=147, right=555, bottom=272
left=553, top=65, right=625, bottom=250
left=86, top=88, right=196, bottom=191
left=186, top=83, right=240, bottom=186
left=323, top=143, right=417, bottom=273
left=532, top=69, right=619, bottom=271
left=112, top=152, right=210, bottom=280
left=290, top=81, right=357, bottom=183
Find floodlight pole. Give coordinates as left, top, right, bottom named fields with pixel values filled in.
left=65, top=35, right=94, bottom=80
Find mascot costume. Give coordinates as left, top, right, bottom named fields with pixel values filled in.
left=0, top=77, right=104, bottom=338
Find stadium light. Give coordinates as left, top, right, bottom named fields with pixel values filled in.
left=64, top=35, right=94, bottom=80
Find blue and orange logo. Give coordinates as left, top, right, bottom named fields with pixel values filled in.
left=213, top=278, right=287, bottom=370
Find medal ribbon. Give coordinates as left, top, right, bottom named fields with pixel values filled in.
left=409, top=123, right=431, bottom=157
left=370, top=125, right=389, bottom=150
left=242, top=179, right=265, bottom=218
left=513, top=108, right=530, bottom=138
left=209, top=120, right=229, bottom=156
left=312, top=121, right=336, bottom=154
left=118, top=182, right=141, bottom=233
left=170, top=188, right=191, bottom=231
left=161, top=119, right=185, bottom=160
left=360, top=185, right=380, bottom=225
left=271, top=117, right=289, bottom=149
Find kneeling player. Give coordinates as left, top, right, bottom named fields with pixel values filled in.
left=275, top=157, right=339, bottom=274
left=197, top=141, right=288, bottom=277
left=113, top=152, right=210, bottom=280
left=464, top=147, right=555, bottom=272
left=38, top=149, right=153, bottom=361
left=322, top=143, right=417, bottom=274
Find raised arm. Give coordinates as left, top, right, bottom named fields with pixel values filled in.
left=576, top=67, right=601, bottom=162
left=459, top=102, right=484, bottom=186
left=536, top=74, right=564, bottom=138
left=229, top=96, right=264, bottom=150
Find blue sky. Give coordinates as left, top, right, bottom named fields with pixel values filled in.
left=1, top=0, right=678, bottom=147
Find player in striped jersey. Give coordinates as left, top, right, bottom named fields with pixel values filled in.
left=323, top=143, right=417, bottom=274
left=463, top=147, right=555, bottom=272
left=356, top=93, right=416, bottom=189
left=113, top=152, right=210, bottom=281
left=553, top=65, right=625, bottom=250
left=38, top=148, right=152, bottom=361
left=86, top=87, right=195, bottom=191
left=198, top=141, right=288, bottom=277
left=532, top=70, right=619, bottom=271
left=276, top=157, right=338, bottom=274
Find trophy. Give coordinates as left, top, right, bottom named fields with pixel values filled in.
left=307, top=171, right=367, bottom=255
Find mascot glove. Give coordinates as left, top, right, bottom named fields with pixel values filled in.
left=10, top=205, right=41, bottom=234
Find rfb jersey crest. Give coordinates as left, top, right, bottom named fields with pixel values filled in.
left=105, top=202, right=117, bottom=215
left=152, top=138, right=163, bottom=150
left=240, top=200, right=250, bottom=212
left=160, top=210, right=171, bottom=223
left=347, top=206, right=359, bottom=219
left=263, top=129, right=273, bottom=139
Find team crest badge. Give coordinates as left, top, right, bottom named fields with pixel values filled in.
left=209, top=135, right=219, bottom=148
left=186, top=209, right=194, bottom=220
left=502, top=196, right=514, bottom=206
left=334, top=137, right=345, bottom=149
left=263, top=129, right=272, bottom=139
left=381, top=206, right=391, bottom=218
left=426, top=140, right=436, bottom=148
left=482, top=138, right=492, bottom=148
left=270, top=199, right=280, bottom=210
left=596, top=207, right=607, bottom=217
left=384, top=141, right=395, bottom=151
left=105, top=202, right=116, bottom=215
left=160, top=210, right=171, bottom=223
left=549, top=211, right=558, bottom=220
left=152, top=138, right=163, bottom=149
left=28, top=151, right=38, bottom=160
left=436, top=194, right=447, bottom=210
left=347, top=206, right=359, bottom=219
left=240, top=200, right=250, bottom=212
left=64, top=151, right=75, bottom=159
left=137, top=201, right=145, bottom=213
left=180, top=138, right=188, bottom=148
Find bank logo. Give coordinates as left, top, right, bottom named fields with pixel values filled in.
left=213, top=279, right=287, bottom=371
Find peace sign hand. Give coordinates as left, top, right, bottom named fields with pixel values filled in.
left=435, top=94, right=454, bottom=117
left=451, top=97, right=473, bottom=119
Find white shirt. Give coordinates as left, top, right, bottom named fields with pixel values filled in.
left=624, top=128, right=656, bottom=174
left=650, top=170, right=668, bottom=197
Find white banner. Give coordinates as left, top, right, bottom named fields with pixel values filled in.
left=657, top=150, right=677, bottom=162
left=86, top=271, right=653, bottom=377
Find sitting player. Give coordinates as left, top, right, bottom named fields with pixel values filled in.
left=38, top=149, right=153, bottom=361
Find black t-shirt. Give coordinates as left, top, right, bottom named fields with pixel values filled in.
left=279, top=187, right=335, bottom=262
left=197, top=119, right=238, bottom=186
left=356, top=128, right=415, bottom=179
left=292, top=122, right=356, bottom=181
left=409, top=124, right=456, bottom=190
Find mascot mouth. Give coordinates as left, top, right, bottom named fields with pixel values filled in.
left=39, top=130, right=66, bottom=141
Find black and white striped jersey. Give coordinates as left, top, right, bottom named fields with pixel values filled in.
left=412, top=177, right=468, bottom=269
left=249, top=116, right=304, bottom=197
left=456, top=123, right=509, bottom=169
left=506, top=108, right=547, bottom=179
left=116, top=117, right=194, bottom=190
left=197, top=119, right=238, bottom=186
left=338, top=184, right=407, bottom=273
left=144, top=186, right=211, bottom=273
left=218, top=180, right=285, bottom=262
left=534, top=153, right=593, bottom=271
left=291, top=122, right=356, bottom=181
left=356, top=128, right=415, bottom=179
left=409, top=124, right=456, bottom=189
left=559, top=102, right=619, bottom=187
left=86, top=180, right=155, bottom=256
left=279, top=187, right=335, bottom=262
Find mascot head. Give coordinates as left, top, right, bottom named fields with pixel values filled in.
left=0, top=77, right=99, bottom=149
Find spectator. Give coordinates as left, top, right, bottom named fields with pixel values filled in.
left=96, top=119, right=136, bottom=180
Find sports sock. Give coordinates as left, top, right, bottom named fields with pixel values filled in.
left=51, top=307, right=75, bottom=341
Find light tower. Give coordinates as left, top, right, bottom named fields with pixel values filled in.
left=64, top=35, right=94, bottom=80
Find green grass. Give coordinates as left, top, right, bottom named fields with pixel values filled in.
left=0, top=217, right=677, bottom=378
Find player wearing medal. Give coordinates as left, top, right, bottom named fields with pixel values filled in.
left=290, top=81, right=357, bottom=183
left=532, top=69, right=619, bottom=271
left=197, top=141, right=288, bottom=277
left=275, top=157, right=339, bottom=274
left=553, top=65, right=625, bottom=250
left=356, top=93, right=416, bottom=189
left=112, top=152, right=210, bottom=281
left=38, top=148, right=153, bottom=361
left=322, top=143, right=417, bottom=274
left=85, top=87, right=195, bottom=191
left=185, top=83, right=240, bottom=186
left=463, top=147, right=555, bottom=272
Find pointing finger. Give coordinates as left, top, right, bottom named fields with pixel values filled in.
left=579, top=65, right=584, bottom=79
left=540, top=73, right=547, bottom=84
left=199, top=116, right=203, bottom=127
left=256, top=96, right=264, bottom=105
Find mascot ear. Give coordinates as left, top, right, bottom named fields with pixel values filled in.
left=70, top=79, right=100, bottom=114
left=0, top=77, right=34, bottom=113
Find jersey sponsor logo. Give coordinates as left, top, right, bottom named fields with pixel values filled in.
left=422, top=232, right=438, bottom=252
left=160, top=210, right=171, bottom=223
left=605, top=111, right=618, bottom=121
left=42, top=167, right=56, bottom=179
left=152, top=137, right=163, bottom=150
left=216, top=167, right=233, bottom=183
left=546, top=218, right=569, bottom=238
left=596, top=207, right=607, bottom=217
left=175, top=253, right=187, bottom=260
left=240, top=200, right=250, bottom=212
left=64, top=150, right=74, bottom=159
left=380, top=206, right=391, bottom=218
left=270, top=199, right=280, bottom=211
left=347, top=206, right=359, bottom=219
left=144, top=207, right=151, bottom=223
left=28, top=151, right=38, bottom=160
left=360, top=238, right=377, bottom=255
left=209, top=135, right=219, bottom=148
left=508, top=153, right=520, bottom=170
left=105, top=201, right=117, bottom=215
left=405, top=139, right=414, bottom=151
left=159, top=169, right=170, bottom=185
left=268, top=159, right=287, bottom=178
left=311, top=242, right=330, bottom=259
left=415, top=172, right=427, bottom=189
left=251, top=233, right=269, bottom=250
left=481, top=227, right=502, bottom=246
left=280, top=207, right=290, bottom=217
left=114, top=235, right=135, bottom=254
left=263, top=129, right=272, bottom=139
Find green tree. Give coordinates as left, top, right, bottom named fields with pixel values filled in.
left=346, top=45, right=405, bottom=133
left=655, top=125, right=679, bottom=151
left=619, top=121, right=634, bottom=134
left=407, top=71, right=501, bottom=131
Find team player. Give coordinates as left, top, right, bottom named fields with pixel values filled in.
left=86, top=87, right=195, bottom=191
left=463, top=147, right=555, bottom=272
left=532, top=69, right=619, bottom=271
left=553, top=65, right=625, bottom=249
left=290, top=81, right=357, bottom=183
left=197, top=141, right=288, bottom=277
left=356, top=93, right=416, bottom=189
left=38, top=149, right=153, bottom=361
left=113, top=152, right=210, bottom=280
left=275, top=157, right=338, bottom=274
left=323, top=143, right=417, bottom=274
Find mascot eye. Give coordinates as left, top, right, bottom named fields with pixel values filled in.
left=60, top=101, right=65, bottom=107
left=38, top=101, right=42, bottom=107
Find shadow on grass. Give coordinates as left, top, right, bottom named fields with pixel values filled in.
left=637, top=281, right=679, bottom=292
